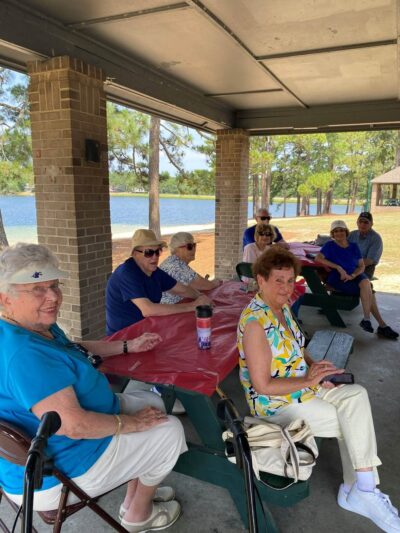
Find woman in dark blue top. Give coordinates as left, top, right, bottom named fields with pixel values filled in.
left=316, top=220, right=398, bottom=338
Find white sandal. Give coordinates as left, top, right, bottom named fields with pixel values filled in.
left=119, top=486, right=175, bottom=520
left=121, top=501, right=181, bottom=532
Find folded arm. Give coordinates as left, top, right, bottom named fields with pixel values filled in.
left=32, top=386, right=167, bottom=440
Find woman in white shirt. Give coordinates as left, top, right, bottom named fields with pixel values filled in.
left=243, top=224, right=276, bottom=263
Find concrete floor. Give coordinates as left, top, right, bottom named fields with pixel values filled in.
left=1, top=291, right=399, bottom=532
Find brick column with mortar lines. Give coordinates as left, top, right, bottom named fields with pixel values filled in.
left=28, top=56, right=111, bottom=339
left=215, top=129, right=249, bottom=280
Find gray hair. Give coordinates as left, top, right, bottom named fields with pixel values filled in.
left=0, top=243, right=60, bottom=294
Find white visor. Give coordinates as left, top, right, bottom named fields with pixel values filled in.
left=8, top=265, right=69, bottom=284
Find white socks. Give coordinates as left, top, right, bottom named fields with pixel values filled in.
left=356, top=471, right=375, bottom=492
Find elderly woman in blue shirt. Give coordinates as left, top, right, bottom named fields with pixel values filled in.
left=316, top=220, right=398, bottom=339
left=0, top=243, right=187, bottom=532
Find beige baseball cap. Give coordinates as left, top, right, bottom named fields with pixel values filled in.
left=131, top=229, right=167, bottom=250
left=8, top=265, right=69, bottom=284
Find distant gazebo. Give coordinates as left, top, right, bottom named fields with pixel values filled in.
left=370, top=167, right=400, bottom=212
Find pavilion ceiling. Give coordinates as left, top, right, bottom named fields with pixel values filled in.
left=1, top=0, right=400, bottom=133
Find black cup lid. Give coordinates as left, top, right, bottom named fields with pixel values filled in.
left=195, top=305, right=213, bottom=317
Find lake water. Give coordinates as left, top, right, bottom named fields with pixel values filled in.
left=0, top=195, right=361, bottom=243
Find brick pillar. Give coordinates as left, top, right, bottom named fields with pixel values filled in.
left=28, top=56, right=111, bottom=339
left=215, top=129, right=249, bottom=279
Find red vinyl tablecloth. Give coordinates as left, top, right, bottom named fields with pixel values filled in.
left=101, top=281, right=250, bottom=396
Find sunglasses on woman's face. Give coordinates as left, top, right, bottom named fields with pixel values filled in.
left=259, top=216, right=271, bottom=221
left=136, top=248, right=162, bottom=258
left=257, top=232, right=273, bottom=237
left=180, top=243, right=197, bottom=251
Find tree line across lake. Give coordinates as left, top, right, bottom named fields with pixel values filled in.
left=1, top=66, right=400, bottom=223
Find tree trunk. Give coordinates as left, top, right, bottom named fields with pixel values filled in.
left=252, top=174, right=259, bottom=216
left=282, top=179, right=287, bottom=218
left=323, top=188, right=333, bottom=214
left=349, top=182, right=358, bottom=213
left=0, top=210, right=8, bottom=248
left=316, top=189, right=322, bottom=215
left=263, top=136, right=272, bottom=208
left=300, top=196, right=308, bottom=216
left=346, top=181, right=352, bottom=213
left=148, top=116, right=161, bottom=238
left=261, top=173, right=267, bottom=208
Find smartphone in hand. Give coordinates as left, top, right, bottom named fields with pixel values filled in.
left=322, top=372, right=354, bottom=385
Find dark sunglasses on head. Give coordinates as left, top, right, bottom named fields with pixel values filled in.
left=136, top=248, right=162, bottom=258
left=259, top=216, right=271, bottom=221
left=180, top=243, right=197, bottom=251
left=257, top=232, right=273, bottom=237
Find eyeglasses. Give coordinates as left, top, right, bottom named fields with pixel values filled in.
left=259, top=216, right=271, bottom=221
left=179, top=243, right=197, bottom=251
left=332, top=228, right=346, bottom=233
left=257, top=232, right=273, bottom=237
left=135, top=248, right=162, bottom=258
left=14, top=282, right=63, bottom=298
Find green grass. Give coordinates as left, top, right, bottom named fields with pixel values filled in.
left=274, top=211, right=400, bottom=293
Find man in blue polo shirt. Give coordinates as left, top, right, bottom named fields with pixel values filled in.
left=348, top=211, right=383, bottom=280
left=106, top=229, right=211, bottom=335
left=242, top=207, right=286, bottom=248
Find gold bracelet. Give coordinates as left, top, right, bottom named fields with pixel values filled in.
left=114, top=414, right=122, bottom=436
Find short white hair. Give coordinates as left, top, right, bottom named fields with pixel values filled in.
left=0, top=243, right=60, bottom=294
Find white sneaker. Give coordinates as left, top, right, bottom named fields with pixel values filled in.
left=337, top=484, right=352, bottom=511
left=345, top=484, right=400, bottom=532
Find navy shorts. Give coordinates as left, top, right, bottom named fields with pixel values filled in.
left=327, top=271, right=368, bottom=296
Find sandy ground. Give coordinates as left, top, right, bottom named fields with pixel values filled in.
left=112, top=227, right=398, bottom=294
left=112, top=230, right=217, bottom=277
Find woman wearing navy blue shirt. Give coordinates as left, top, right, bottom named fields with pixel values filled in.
left=316, top=220, right=398, bottom=339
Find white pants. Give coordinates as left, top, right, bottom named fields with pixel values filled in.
left=267, top=384, right=381, bottom=486
left=6, top=391, right=187, bottom=511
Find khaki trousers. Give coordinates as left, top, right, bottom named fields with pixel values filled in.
left=267, top=384, right=381, bottom=486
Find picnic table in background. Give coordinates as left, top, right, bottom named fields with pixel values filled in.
left=288, top=242, right=360, bottom=327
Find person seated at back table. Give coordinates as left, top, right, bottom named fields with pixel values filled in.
left=106, top=229, right=211, bottom=335
left=243, top=223, right=277, bottom=263
left=237, top=247, right=400, bottom=532
left=160, top=232, right=221, bottom=304
left=348, top=211, right=383, bottom=280
left=0, top=243, right=187, bottom=532
left=315, top=220, right=398, bottom=339
left=242, top=207, right=287, bottom=249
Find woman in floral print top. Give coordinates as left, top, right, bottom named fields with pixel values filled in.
left=236, top=247, right=400, bottom=532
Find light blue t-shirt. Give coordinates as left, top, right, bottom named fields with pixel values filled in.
left=348, top=228, right=383, bottom=265
left=0, top=321, right=119, bottom=494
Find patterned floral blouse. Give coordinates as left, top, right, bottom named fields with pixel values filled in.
left=159, top=254, right=197, bottom=304
left=237, top=293, right=318, bottom=417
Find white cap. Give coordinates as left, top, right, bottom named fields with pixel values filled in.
left=8, top=265, right=69, bottom=284
left=169, top=232, right=196, bottom=252
left=330, top=220, right=348, bottom=232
